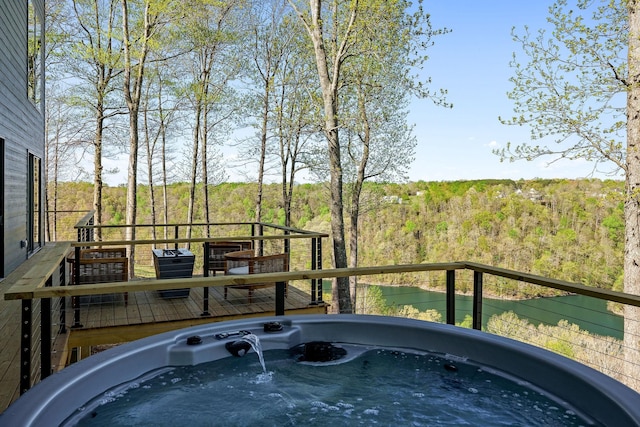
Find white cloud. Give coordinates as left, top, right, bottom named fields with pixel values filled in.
left=486, top=140, right=499, bottom=148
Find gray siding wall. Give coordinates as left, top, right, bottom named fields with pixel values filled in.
left=0, top=0, right=46, bottom=276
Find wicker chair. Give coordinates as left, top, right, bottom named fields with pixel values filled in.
left=223, top=250, right=289, bottom=303
left=204, top=241, right=253, bottom=276
left=71, top=248, right=129, bottom=305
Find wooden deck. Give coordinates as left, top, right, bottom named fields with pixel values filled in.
left=0, top=271, right=25, bottom=417
left=0, top=244, right=327, bottom=414
left=65, top=282, right=326, bottom=350
left=1, top=243, right=75, bottom=415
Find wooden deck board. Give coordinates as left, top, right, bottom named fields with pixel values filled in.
left=66, top=284, right=314, bottom=330
left=124, top=296, right=142, bottom=325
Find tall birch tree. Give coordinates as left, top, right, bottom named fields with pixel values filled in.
left=57, top=0, right=123, bottom=241
left=340, top=1, right=448, bottom=305
left=289, top=0, right=448, bottom=312
left=121, top=0, right=164, bottom=271
left=179, top=0, right=242, bottom=239
left=287, top=0, right=358, bottom=313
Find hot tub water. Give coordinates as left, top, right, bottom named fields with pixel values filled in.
left=68, top=344, right=592, bottom=426
left=3, top=315, right=639, bottom=427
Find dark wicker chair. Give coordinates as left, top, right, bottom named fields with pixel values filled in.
left=223, top=250, right=289, bottom=303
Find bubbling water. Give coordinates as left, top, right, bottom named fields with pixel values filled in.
left=67, top=346, right=597, bottom=426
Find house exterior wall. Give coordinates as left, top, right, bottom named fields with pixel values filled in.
left=0, top=0, right=46, bottom=276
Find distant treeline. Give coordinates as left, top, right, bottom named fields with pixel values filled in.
left=49, top=178, right=624, bottom=296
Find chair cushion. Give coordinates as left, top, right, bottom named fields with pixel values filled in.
left=227, top=266, right=249, bottom=275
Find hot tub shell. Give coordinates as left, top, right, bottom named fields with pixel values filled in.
left=2, top=315, right=639, bottom=426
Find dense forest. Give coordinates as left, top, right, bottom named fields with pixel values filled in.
left=49, top=177, right=632, bottom=386
left=50, top=178, right=625, bottom=296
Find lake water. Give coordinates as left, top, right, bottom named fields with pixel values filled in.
left=376, top=286, right=623, bottom=340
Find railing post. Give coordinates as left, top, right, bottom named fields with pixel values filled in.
left=284, top=229, right=290, bottom=256
left=20, top=299, right=32, bottom=394
left=88, top=215, right=94, bottom=242
left=174, top=225, right=179, bottom=250
left=446, top=270, right=456, bottom=325
left=41, top=276, right=52, bottom=380
left=311, top=238, right=317, bottom=304
left=275, top=281, right=286, bottom=315
left=72, top=246, right=82, bottom=328
left=59, top=258, right=66, bottom=334
left=473, top=271, right=483, bottom=330
left=316, top=238, right=323, bottom=303
left=201, top=242, right=211, bottom=316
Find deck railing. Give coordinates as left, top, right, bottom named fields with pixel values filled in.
left=6, top=211, right=640, bottom=394
left=5, top=250, right=640, bottom=395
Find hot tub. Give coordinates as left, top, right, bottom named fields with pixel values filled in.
left=2, top=315, right=639, bottom=426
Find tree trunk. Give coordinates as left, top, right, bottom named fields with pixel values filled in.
left=187, top=99, right=201, bottom=240
left=281, top=146, right=295, bottom=229
left=93, top=109, right=104, bottom=242
left=307, top=0, right=352, bottom=313
left=202, top=100, right=210, bottom=239
left=124, top=110, right=139, bottom=275
left=122, top=0, right=151, bottom=277
left=256, top=95, right=269, bottom=223
left=143, top=96, right=157, bottom=247
left=155, top=77, right=168, bottom=243
left=162, top=115, right=168, bottom=246
left=348, top=196, right=360, bottom=310
left=348, top=87, right=371, bottom=311
left=256, top=75, right=270, bottom=255
left=624, top=0, right=640, bottom=391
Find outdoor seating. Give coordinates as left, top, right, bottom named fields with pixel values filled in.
left=204, top=241, right=253, bottom=276
left=69, top=248, right=129, bottom=305
left=223, top=250, right=289, bottom=303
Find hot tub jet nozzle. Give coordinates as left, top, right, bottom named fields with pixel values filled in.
left=225, top=340, right=252, bottom=357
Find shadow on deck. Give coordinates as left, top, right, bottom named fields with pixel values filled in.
left=64, top=282, right=327, bottom=358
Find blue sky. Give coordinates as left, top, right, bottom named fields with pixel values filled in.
left=408, top=1, right=622, bottom=182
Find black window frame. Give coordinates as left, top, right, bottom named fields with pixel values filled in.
left=27, top=151, right=42, bottom=255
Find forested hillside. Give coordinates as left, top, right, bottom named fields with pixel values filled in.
left=50, top=178, right=625, bottom=293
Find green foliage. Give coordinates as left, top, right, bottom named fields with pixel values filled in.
left=358, top=285, right=389, bottom=315
left=457, top=315, right=473, bottom=329
left=508, top=228, right=520, bottom=239
left=52, top=178, right=625, bottom=294
left=486, top=312, right=625, bottom=379
left=403, top=220, right=417, bottom=233
left=435, top=221, right=448, bottom=234
left=111, top=212, right=124, bottom=224
left=602, top=213, right=624, bottom=243
left=318, top=205, right=330, bottom=218
left=394, top=305, right=442, bottom=322
left=498, top=1, right=627, bottom=171
left=545, top=339, right=575, bottom=358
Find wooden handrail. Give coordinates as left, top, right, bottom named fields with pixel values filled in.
left=73, top=210, right=95, bottom=228
left=74, top=218, right=329, bottom=237
left=6, top=260, right=640, bottom=309
left=1, top=242, right=71, bottom=296
left=4, top=263, right=463, bottom=300
left=463, top=261, right=640, bottom=306
left=67, top=233, right=327, bottom=247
